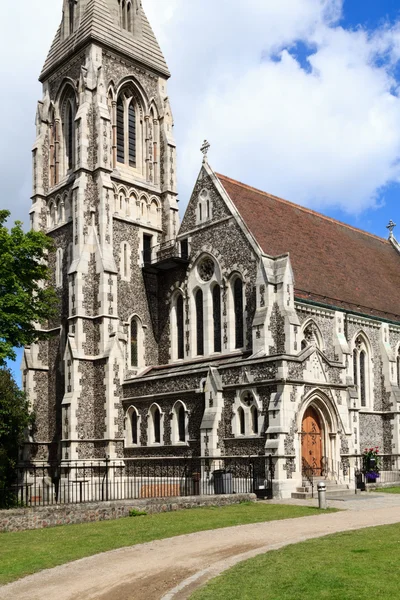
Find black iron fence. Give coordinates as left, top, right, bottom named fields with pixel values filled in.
left=355, top=454, right=400, bottom=490
left=0, top=455, right=275, bottom=509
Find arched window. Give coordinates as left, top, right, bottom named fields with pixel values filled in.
left=353, top=348, right=358, bottom=386
left=121, top=242, right=130, bottom=281
left=213, top=285, right=221, bottom=353
left=360, top=350, right=366, bottom=407
left=178, top=405, right=185, bottom=442
left=153, top=407, right=161, bottom=444
left=353, top=335, right=371, bottom=409
left=251, top=406, right=259, bottom=434
left=127, top=408, right=139, bottom=445
left=128, top=102, right=136, bottom=167
left=49, top=113, right=59, bottom=186
left=195, top=289, right=204, bottom=355
left=66, top=102, right=74, bottom=171
left=116, top=97, right=125, bottom=163
left=238, top=407, right=245, bottom=436
left=49, top=203, right=56, bottom=228
left=130, top=318, right=138, bottom=367
left=234, top=278, right=244, bottom=349
left=176, top=294, right=184, bottom=360
left=56, top=248, right=63, bottom=287
left=115, top=88, right=141, bottom=170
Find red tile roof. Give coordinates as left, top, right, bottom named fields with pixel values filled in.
left=217, top=173, right=400, bottom=323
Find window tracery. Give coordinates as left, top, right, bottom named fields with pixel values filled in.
left=115, top=86, right=143, bottom=172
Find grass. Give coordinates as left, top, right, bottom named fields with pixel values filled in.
left=375, top=486, right=400, bottom=494
left=191, top=523, right=400, bottom=600
left=0, top=503, right=336, bottom=586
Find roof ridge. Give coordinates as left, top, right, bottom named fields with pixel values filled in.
left=216, top=173, right=389, bottom=245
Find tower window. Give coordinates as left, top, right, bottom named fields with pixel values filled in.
left=251, top=406, right=259, bottom=434
left=128, top=103, right=136, bottom=167
left=130, top=318, right=138, bottom=367
left=143, top=234, right=152, bottom=264
left=69, top=0, right=75, bottom=34
left=195, top=289, right=204, bottom=356
left=116, top=98, right=125, bottom=163
left=234, top=278, right=244, bottom=349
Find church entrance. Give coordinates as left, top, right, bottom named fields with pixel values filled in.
left=301, top=406, right=323, bottom=476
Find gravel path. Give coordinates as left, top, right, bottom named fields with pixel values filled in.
left=1, top=494, right=400, bottom=600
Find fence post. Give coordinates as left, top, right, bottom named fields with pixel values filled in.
left=105, top=455, right=109, bottom=501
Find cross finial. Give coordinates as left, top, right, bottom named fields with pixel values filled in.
left=200, top=140, right=210, bottom=163
left=387, top=219, right=396, bottom=238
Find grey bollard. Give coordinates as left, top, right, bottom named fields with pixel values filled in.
left=317, top=481, right=327, bottom=510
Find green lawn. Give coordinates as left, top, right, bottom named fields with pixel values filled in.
left=375, top=486, right=400, bottom=494
left=191, top=523, right=400, bottom=600
left=0, top=503, right=335, bottom=585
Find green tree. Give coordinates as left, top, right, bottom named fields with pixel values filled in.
left=0, top=210, right=58, bottom=363
left=0, top=368, right=34, bottom=507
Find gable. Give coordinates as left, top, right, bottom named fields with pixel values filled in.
left=218, top=174, right=400, bottom=323
left=179, top=167, right=232, bottom=236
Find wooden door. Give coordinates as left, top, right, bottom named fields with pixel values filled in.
left=301, top=407, right=323, bottom=475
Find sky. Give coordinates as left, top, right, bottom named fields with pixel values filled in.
left=2, top=0, right=400, bottom=381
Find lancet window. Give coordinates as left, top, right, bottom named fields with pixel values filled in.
left=233, top=278, right=244, bottom=349
left=353, top=335, right=371, bottom=409
left=116, top=88, right=141, bottom=170
left=195, top=289, right=204, bottom=356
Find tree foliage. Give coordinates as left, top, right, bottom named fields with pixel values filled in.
left=0, top=368, right=34, bottom=507
left=0, top=210, right=58, bottom=364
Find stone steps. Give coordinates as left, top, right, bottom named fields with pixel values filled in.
left=292, top=481, right=354, bottom=500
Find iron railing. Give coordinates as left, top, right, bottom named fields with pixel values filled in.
left=355, top=454, right=400, bottom=490
left=0, top=455, right=275, bottom=509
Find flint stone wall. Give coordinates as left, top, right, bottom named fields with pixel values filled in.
left=0, top=493, right=256, bottom=533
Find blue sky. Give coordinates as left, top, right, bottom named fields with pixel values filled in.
left=3, top=0, right=400, bottom=384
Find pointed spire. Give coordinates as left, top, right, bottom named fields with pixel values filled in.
left=40, top=0, right=169, bottom=81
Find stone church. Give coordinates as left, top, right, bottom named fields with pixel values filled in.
left=23, top=0, right=400, bottom=497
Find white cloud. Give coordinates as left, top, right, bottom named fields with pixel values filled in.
left=2, top=0, right=400, bottom=223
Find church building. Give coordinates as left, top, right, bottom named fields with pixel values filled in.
left=23, top=0, right=400, bottom=498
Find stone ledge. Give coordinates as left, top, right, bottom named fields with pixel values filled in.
left=0, top=493, right=257, bottom=533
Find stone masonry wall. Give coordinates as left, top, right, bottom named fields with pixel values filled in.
left=0, top=493, right=256, bottom=533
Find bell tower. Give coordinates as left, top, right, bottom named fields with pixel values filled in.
left=23, top=0, right=178, bottom=463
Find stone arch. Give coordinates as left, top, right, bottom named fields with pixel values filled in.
left=297, top=389, right=343, bottom=477
left=171, top=400, right=189, bottom=444
left=301, top=318, right=324, bottom=351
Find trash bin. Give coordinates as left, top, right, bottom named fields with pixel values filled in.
left=213, top=470, right=233, bottom=494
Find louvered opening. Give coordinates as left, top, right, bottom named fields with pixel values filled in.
left=117, top=98, right=125, bottom=163
left=128, top=102, right=136, bottom=167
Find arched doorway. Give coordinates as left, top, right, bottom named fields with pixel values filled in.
left=301, top=406, right=323, bottom=476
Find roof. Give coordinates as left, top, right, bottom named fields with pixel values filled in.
left=40, top=0, right=170, bottom=81
left=217, top=173, right=400, bottom=323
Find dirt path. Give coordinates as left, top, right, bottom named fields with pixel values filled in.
left=2, top=498, right=400, bottom=600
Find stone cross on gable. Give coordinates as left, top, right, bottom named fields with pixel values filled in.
left=200, top=140, right=210, bottom=163
left=387, top=219, right=396, bottom=238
